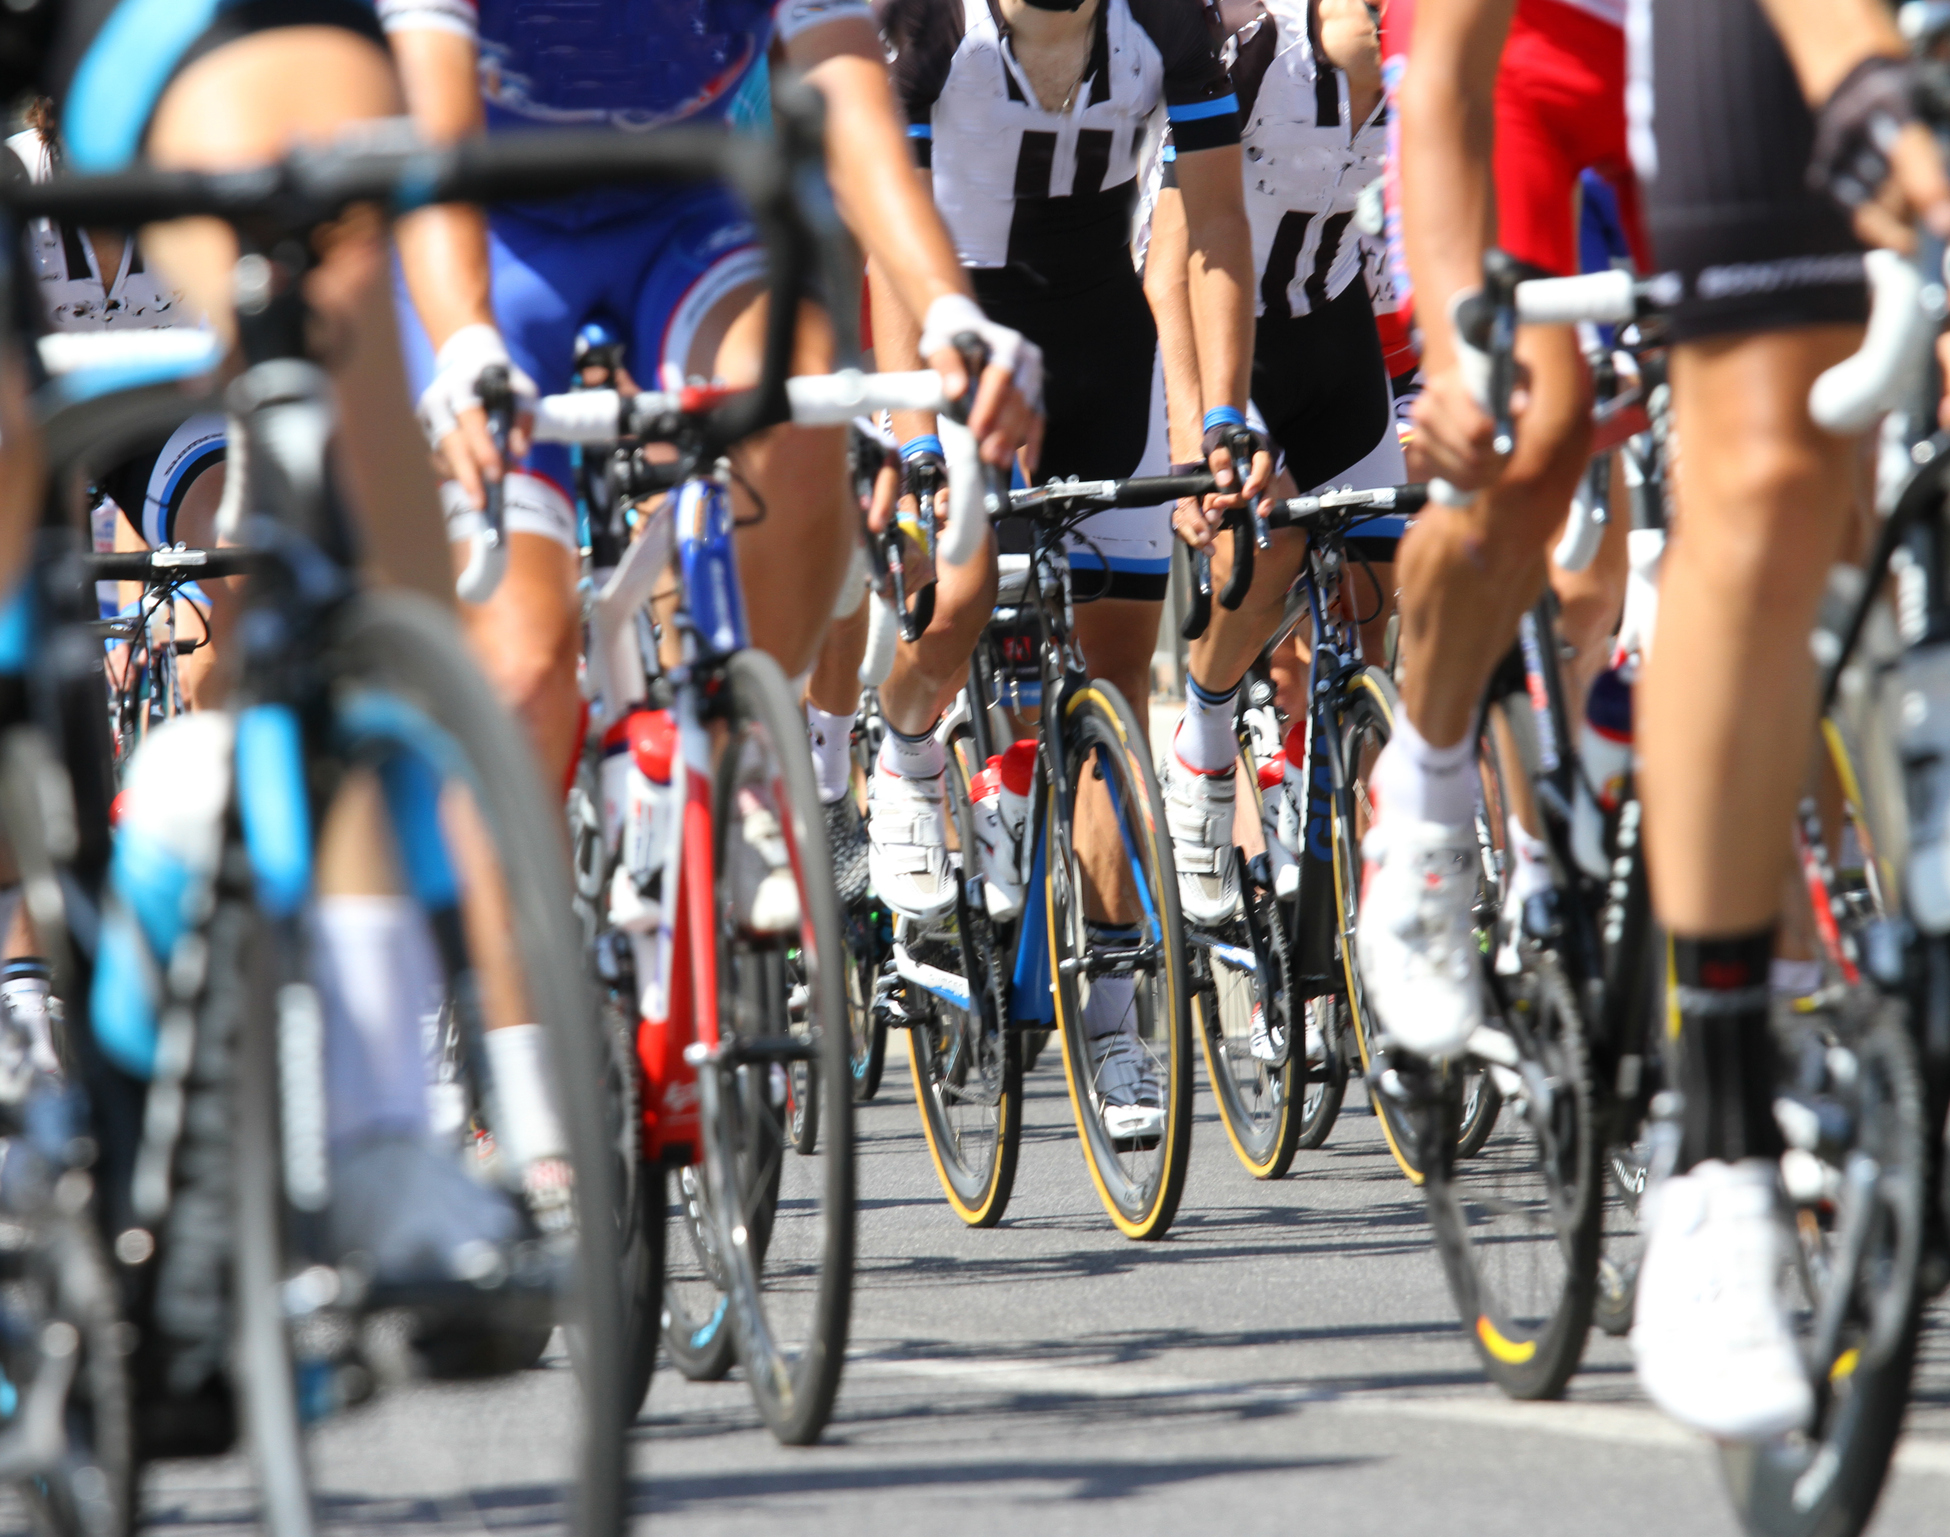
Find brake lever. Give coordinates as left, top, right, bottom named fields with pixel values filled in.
left=1482, top=248, right=1522, bottom=458
left=479, top=362, right=516, bottom=546
left=1182, top=546, right=1214, bottom=641
left=1217, top=426, right=1258, bottom=612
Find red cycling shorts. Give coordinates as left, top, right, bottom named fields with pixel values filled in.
left=1493, top=0, right=1648, bottom=277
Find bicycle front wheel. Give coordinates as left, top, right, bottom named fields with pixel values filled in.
left=1046, top=680, right=1191, bottom=1240
left=906, top=725, right=1022, bottom=1226
left=1327, top=666, right=1430, bottom=1183
left=700, top=649, right=853, bottom=1445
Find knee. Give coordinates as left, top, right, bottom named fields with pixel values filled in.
left=1680, top=440, right=1850, bottom=602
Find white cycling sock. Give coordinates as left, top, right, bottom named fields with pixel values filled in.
left=878, top=723, right=944, bottom=780
left=315, top=895, right=440, bottom=1148
left=1174, top=675, right=1240, bottom=774
left=806, top=701, right=855, bottom=805
left=482, top=1023, right=570, bottom=1170
left=1372, top=712, right=1479, bottom=826
left=1769, top=957, right=1823, bottom=999
left=1505, top=815, right=1554, bottom=904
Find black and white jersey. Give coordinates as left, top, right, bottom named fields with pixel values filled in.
left=1224, top=0, right=1383, bottom=319
left=883, top=0, right=1238, bottom=287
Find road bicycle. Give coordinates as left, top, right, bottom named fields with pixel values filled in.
left=0, top=123, right=875, bottom=1535
left=875, top=472, right=1198, bottom=1239
left=538, top=279, right=995, bottom=1439
left=1396, top=241, right=1945, bottom=1532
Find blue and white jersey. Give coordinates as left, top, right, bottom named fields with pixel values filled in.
left=379, top=0, right=871, bottom=135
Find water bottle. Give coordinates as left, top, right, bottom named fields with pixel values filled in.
left=1571, top=667, right=1633, bottom=880
left=971, top=740, right=1036, bottom=920
left=1256, top=722, right=1307, bottom=899
left=599, top=708, right=679, bottom=1025
left=1896, top=642, right=1950, bottom=930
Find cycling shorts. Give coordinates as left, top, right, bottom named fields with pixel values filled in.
left=51, top=0, right=387, bottom=172
left=96, top=412, right=227, bottom=549
left=1252, top=280, right=1396, bottom=498
left=1627, top=0, right=1867, bottom=342
left=1494, top=0, right=1647, bottom=278
left=978, top=265, right=1172, bottom=603
left=396, top=186, right=765, bottom=555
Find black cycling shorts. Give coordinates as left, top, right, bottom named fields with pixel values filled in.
left=1251, top=279, right=1393, bottom=495
left=50, top=0, right=386, bottom=172
left=1632, top=0, right=1868, bottom=343
left=975, top=263, right=1169, bottom=602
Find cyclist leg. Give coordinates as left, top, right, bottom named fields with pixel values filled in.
left=1625, top=0, right=1875, bottom=1441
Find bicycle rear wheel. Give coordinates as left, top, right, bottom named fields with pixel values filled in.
left=659, top=1162, right=736, bottom=1381
left=1719, top=997, right=1925, bottom=1537
left=698, top=649, right=853, bottom=1445
left=906, top=727, right=1022, bottom=1226
left=1293, top=994, right=1351, bottom=1151
left=1422, top=954, right=1600, bottom=1400
left=1047, top=680, right=1191, bottom=1240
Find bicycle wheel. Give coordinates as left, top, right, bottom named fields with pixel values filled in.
left=223, top=591, right=627, bottom=1535
left=1422, top=951, right=1601, bottom=1400
left=906, top=726, right=1022, bottom=1226
left=1046, top=680, right=1191, bottom=1240
left=845, top=702, right=890, bottom=1101
left=1194, top=739, right=1301, bottom=1180
left=1455, top=1068, right=1504, bottom=1159
left=1293, top=993, right=1351, bottom=1151
left=659, top=1162, right=736, bottom=1381
left=1595, top=1140, right=1648, bottom=1338
left=1719, top=998, right=1926, bottom=1537
left=4, top=1170, right=133, bottom=1537
left=1327, top=666, right=1430, bottom=1183
left=698, top=649, right=853, bottom=1445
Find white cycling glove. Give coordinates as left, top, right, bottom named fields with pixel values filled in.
left=415, top=323, right=538, bottom=450
left=917, top=294, right=1044, bottom=414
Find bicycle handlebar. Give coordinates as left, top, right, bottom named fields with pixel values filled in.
left=1809, top=248, right=1934, bottom=433
left=82, top=548, right=263, bottom=581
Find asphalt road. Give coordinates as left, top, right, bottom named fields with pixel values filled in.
left=104, top=1033, right=1949, bottom=1537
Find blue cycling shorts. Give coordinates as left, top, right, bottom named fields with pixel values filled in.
left=397, top=184, right=763, bottom=549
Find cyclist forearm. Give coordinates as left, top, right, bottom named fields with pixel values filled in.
left=1143, top=186, right=1207, bottom=465
left=1174, top=144, right=1256, bottom=419
left=391, top=27, right=495, bottom=348
left=795, top=29, right=972, bottom=328
left=1398, top=0, right=1510, bottom=372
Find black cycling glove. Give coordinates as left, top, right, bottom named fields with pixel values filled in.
left=1808, top=54, right=1917, bottom=210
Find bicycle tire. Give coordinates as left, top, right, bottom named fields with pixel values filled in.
left=659, top=1162, right=737, bottom=1381
left=847, top=933, right=889, bottom=1102
left=1421, top=954, right=1600, bottom=1400
left=13, top=1176, right=135, bottom=1537
left=1454, top=1070, right=1504, bottom=1159
left=1194, top=738, right=1301, bottom=1180
left=907, top=727, right=1022, bottom=1227
left=1327, top=666, right=1430, bottom=1183
left=1293, top=994, right=1351, bottom=1151
left=1047, top=680, right=1191, bottom=1240
left=701, top=648, right=853, bottom=1445
left=1719, top=1002, right=1926, bottom=1537
left=331, top=592, right=628, bottom=1530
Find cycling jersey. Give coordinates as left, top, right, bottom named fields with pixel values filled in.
left=1225, top=0, right=1382, bottom=322
left=379, top=0, right=862, bottom=225
left=1626, top=0, right=1866, bottom=341
left=885, top=0, right=1234, bottom=602
left=5, top=130, right=185, bottom=330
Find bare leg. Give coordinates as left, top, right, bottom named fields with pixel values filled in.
left=1395, top=324, right=1593, bottom=749
left=1071, top=598, right=1163, bottom=925
left=1638, top=327, right=1860, bottom=934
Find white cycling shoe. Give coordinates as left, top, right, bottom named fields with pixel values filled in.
left=1356, top=812, right=1482, bottom=1060
left=1632, top=1158, right=1814, bottom=1441
left=868, top=768, right=957, bottom=923
left=1088, top=1025, right=1165, bottom=1145
left=729, top=791, right=801, bottom=934
left=1163, top=757, right=1240, bottom=925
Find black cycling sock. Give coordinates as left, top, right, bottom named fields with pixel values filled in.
left=1670, top=928, right=1782, bottom=1169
